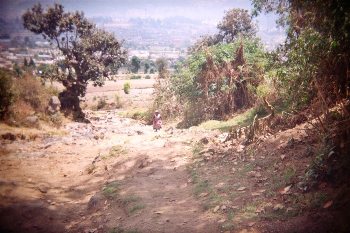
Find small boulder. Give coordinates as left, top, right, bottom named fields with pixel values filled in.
left=25, top=115, right=39, bottom=126
left=48, top=96, right=61, bottom=114
left=213, top=205, right=220, bottom=213
left=199, top=137, right=209, bottom=144
left=50, top=96, right=61, bottom=108
left=273, top=204, right=284, bottom=211
left=87, top=193, right=104, bottom=210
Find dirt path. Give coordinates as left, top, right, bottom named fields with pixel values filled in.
left=0, top=110, right=220, bottom=233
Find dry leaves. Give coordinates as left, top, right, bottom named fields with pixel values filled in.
left=237, top=186, right=246, bottom=191
left=323, top=200, right=333, bottom=209
left=279, top=185, right=292, bottom=195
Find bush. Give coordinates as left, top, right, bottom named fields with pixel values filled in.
left=130, top=75, right=141, bottom=80
left=145, top=75, right=151, bottom=79
left=170, top=37, right=267, bottom=126
left=14, top=75, right=52, bottom=113
left=123, top=82, right=131, bottom=94
left=121, top=108, right=153, bottom=123
left=0, top=69, right=60, bottom=127
left=48, top=112, right=64, bottom=128
left=96, top=97, right=107, bottom=110
left=0, top=69, right=14, bottom=119
left=114, top=94, right=123, bottom=108
left=151, top=78, right=182, bottom=123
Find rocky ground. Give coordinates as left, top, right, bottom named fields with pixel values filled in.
left=0, top=110, right=221, bottom=233
left=0, top=82, right=349, bottom=233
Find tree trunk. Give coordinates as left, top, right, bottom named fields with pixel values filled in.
left=58, top=87, right=85, bottom=121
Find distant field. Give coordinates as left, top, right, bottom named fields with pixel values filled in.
left=47, top=78, right=156, bottom=110
left=86, top=79, right=155, bottom=93
left=84, top=79, right=156, bottom=110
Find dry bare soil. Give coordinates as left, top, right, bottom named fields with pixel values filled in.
left=0, top=80, right=349, bottom=233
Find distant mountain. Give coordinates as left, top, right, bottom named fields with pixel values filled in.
left=93, top=16, right=216, bottom=49
left=0, top=0, right=285, bottom=50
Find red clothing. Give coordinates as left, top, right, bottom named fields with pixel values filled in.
left=153, top=113, right=162, bottom=130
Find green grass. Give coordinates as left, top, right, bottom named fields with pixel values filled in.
left=199, top=107, right=257, bottom=131
left=128, top=203, right=145, bottom=214
left=191, top=142, right=205, bottom=158
left=130, top=75, right=142, bottom=80
left=108, top=227, right=141, bottom=233
left=118, top=108, right=150, bottom=121
left=221, top=222, right=235, bottom=231
left=119, top=194, right=145, bottom=215
left=102, top=181, right=120, bottom=198
left=103, top=145, right=127, bottom=159
left=194, top=180, right=210, bottom=196
left=121, top=195, right=141, bottom=205
left=283, top=167, right=296, bottom=184
left=227, top=210, right=235, bottom=221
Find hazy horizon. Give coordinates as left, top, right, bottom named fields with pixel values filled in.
left=0, top=0, right=286, bottom=49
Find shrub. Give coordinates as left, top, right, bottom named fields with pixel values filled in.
left=48, top=112, right=64, bottom=128
left=151, top=78, right=182, bottom=123
left=0, top=69, right=14, bottom=119
left=121, top=109, right=153, bottom=123
left=14, top=75, right=52, bottom=113
left=114, top=94, right=123, bottom=108
left=145, top=75, right=151, bottom=79
left=123, top=82, right=131, bottom=94
left=0, top=69, right=60, bottom=127
left=130, top=75, right=141, bottom=80
left=170, top=37, right=267, bottom=126
left=96, top=97, right=107, bottom=110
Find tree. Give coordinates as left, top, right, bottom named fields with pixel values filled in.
left=37, top=64, right=57, bottom=84
left=23, top=58, right=28, bottom=67
left=130, top=56, right=141, bottom=73
left=0, top=69, right=14, bottom=120
left=13, top=63, right=22, bottom=77
left=156, top=58, right=168, bottom=79
left=22, top=3, right=127, bottom=120
left=29, top=58, right=35, bottom=67
left=189, top=8, right=257, bottom=54
left=252, top=0, right=350, bottom=107
left=144, top=62, right=150, bottom=74
left=188, top=35, right=221, bottom=53
left=217, top=8, right=256, bottom=43
left=172, top=38, right=266, bottom=123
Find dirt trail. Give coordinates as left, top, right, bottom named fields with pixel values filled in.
left=0, top=110, right=220, bottom=233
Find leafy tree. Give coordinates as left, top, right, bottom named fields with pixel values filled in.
left=23, top=58, right=28, bottom=67
left=130, top=56, right=141, bottom=73
left=189, top=8, right=257, bottom=54
left=37, top=64, right=57, bottom=84
left=252, top=0, right=350, bottom=109
left=29, top=58, right=35, bottom=67
left=13, top=63, right=22, bottom=77
left=156, top=58, right=168, bottom=79
left=0, top=69, right=14, bottom=119
left=217, top=9, right=256, bottom=43
left=144, top=62, right=150, bottom=74
left=22, top=3, right=127, bottom=120
left=172, top=38, right=267, bottom=123
left=188, top=35, right=220, bottom=54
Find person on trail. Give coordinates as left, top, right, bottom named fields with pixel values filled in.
left=153, top=110, right=162, bottom=131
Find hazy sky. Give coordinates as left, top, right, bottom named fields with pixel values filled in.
left=1, top=0, right=251, bottom=20
left=0, top=0, right=286, bottom=48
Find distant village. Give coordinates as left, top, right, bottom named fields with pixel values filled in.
left=0, top=31, right=188, bottom=75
